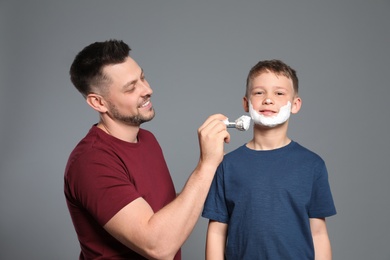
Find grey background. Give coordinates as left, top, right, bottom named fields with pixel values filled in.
left=1, top=1, right=389, bottom=259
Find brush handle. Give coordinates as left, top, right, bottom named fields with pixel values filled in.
left=225, top=122, right=237, bottom=128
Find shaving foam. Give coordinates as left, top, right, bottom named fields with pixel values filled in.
left=236, top=115, right=251, bottom=131
left=249, top=101, right=291, bottom=127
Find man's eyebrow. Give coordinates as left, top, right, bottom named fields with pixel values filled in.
left=121, top=68, right=144, bottom=90
left=122, top=80, right=137, bottom=90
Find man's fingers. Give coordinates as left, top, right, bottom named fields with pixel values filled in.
left=198, top=114, right=227, bottom=133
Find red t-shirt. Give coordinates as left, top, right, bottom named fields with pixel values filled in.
left=64, top=126, right=181, bottom=259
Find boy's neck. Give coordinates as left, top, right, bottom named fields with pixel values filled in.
left=247, top=124, right=291, bottom=151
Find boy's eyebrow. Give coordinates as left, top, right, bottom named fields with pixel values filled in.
left=251, top=85, right=290, bottom=91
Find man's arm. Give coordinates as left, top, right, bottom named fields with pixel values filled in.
left=206, top=220, right=227, bottom=260
left=104, top=114, right=230, bottom=260
left=310, top=218, right=332, bottom=260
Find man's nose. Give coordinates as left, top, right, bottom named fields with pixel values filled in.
left=140, top=81, right=153, bottom=96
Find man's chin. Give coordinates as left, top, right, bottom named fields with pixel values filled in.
left=139, top=111, right=155, bottom=125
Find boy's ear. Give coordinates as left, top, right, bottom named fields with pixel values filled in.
left=86, top=93, right=108, bottom=113
left=291, top=96, right=302, bottom=114
left=243, top=96, right=249, bottom=112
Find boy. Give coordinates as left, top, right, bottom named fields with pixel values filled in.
left=202, top=59, right=336, bottom=259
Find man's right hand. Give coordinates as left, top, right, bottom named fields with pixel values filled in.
left=197, top=114, right=230, bottom=170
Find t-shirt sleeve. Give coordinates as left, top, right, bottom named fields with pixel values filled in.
left=67, top=149, right=141, bottom=226
left=308, top=161, right=337, bottom=218
left=202, top=164, right=230, bottom=223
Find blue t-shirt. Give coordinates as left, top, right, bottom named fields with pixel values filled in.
left=202, top=141, right=336, bottom=259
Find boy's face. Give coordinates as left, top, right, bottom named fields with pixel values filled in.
left=243, top=71, right=301, bottom=127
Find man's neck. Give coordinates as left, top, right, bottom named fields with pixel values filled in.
left=97, top=119, right=139, bottom=143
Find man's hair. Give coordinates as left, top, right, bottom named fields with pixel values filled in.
left=69, top=39, right=131, bottom=98
left=245, top=59, right=299, bottom=97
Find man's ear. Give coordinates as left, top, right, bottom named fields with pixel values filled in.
left=86, top=93, right=108, bottom=113
left=243, top=96, right=249, bottom=113
left=291, top=96, right=302, bottom=114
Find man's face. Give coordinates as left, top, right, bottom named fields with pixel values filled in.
left=102, top=56, right=155, bottom=126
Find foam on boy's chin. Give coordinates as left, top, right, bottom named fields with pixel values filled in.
left=249, top=101, right=291, bottom=127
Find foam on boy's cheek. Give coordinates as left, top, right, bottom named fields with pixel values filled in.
left=249, top=101, right=291, bottom=127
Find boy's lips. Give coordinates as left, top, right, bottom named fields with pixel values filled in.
left=260, top=109, right=277, bottom=116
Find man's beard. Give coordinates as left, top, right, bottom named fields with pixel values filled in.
left=107, top=101, right=155, bottom=126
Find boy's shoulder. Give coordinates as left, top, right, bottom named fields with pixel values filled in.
left=224, top=141, right=324, bottom=161
left=292, top=141, right=322, bottom=156
left=289, top=142, right=326, bottom=168
left=222, top=144, right=248, bottom=161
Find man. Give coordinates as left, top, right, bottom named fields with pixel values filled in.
left=64, top=39, right=230, bottom=259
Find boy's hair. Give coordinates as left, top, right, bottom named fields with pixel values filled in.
left=245, top=59, right=299, bottom=97
left=69, top=39, right=131, bottom=98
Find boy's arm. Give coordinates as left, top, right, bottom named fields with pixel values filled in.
left=206, top=220, right=228, bottom=260
left=310, top=218, right=332, bottom=260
